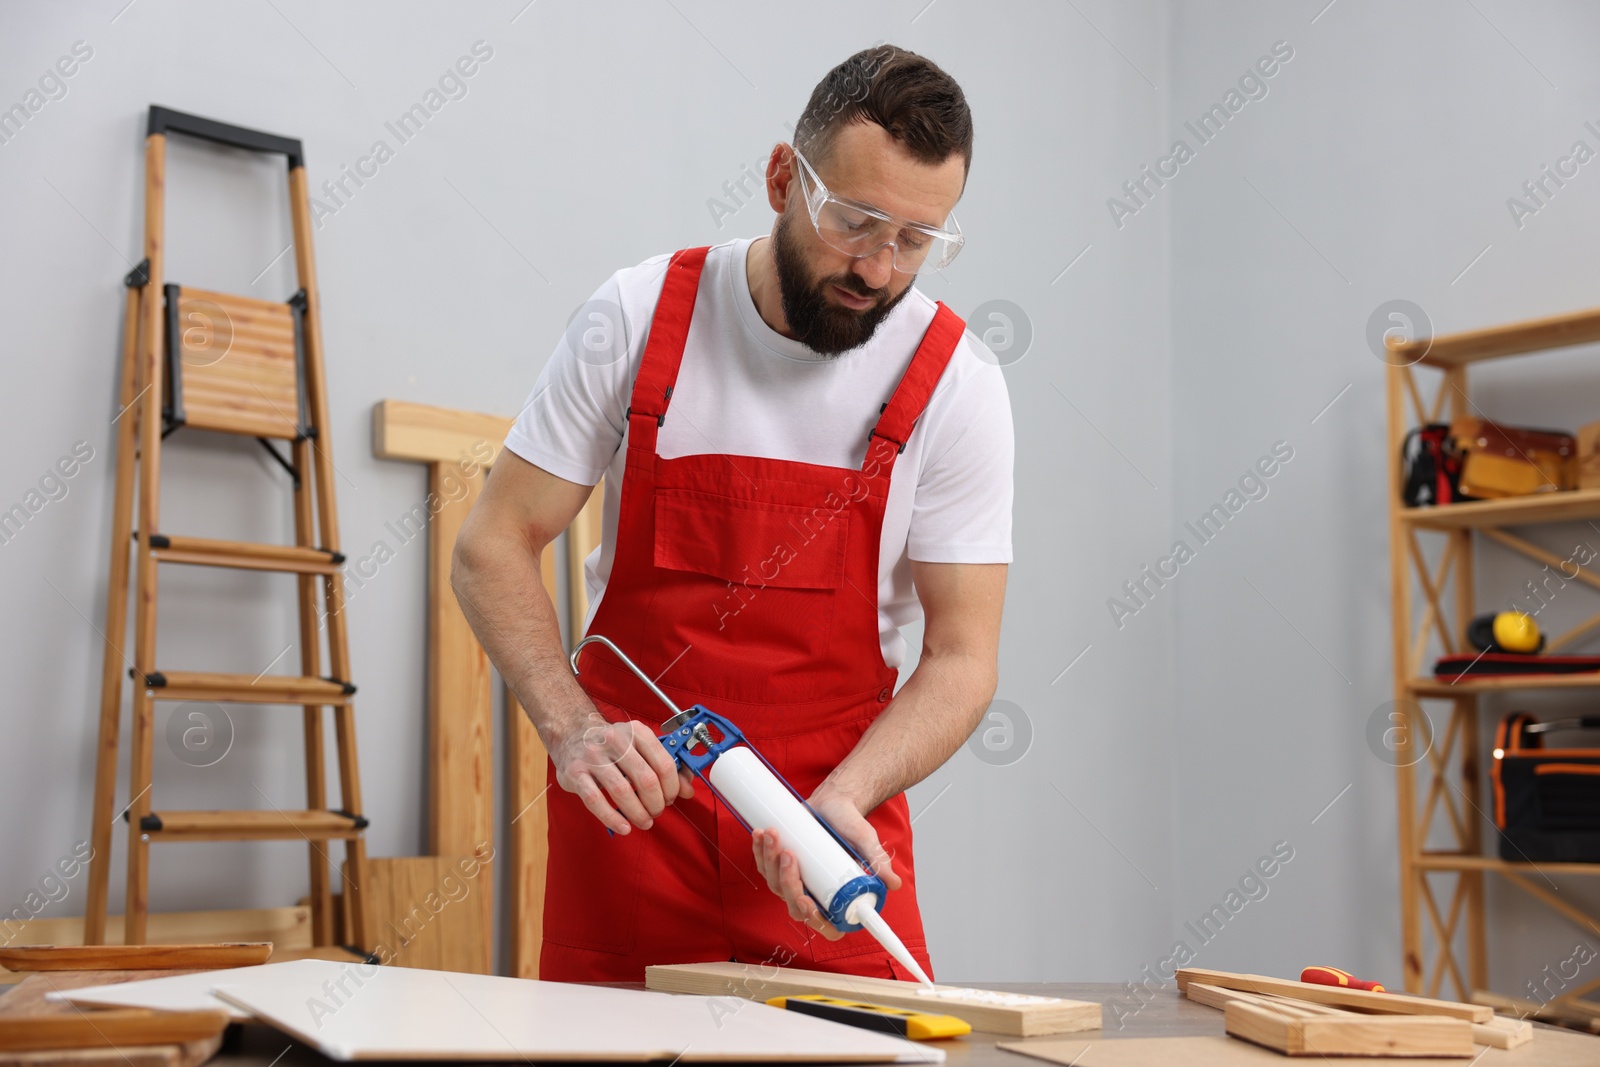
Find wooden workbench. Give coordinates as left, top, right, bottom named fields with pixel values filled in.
left=11, top=981, right=1595, bottom=1065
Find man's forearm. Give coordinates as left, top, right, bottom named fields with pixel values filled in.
left=818, top=648, right=997, bottom=813
left=450, top=529, right=599, bottom=748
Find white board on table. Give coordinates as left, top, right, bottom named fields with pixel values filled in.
left=43, top=959, right=334, bottom=1018
left=213, top=961, right=945, bottom=1063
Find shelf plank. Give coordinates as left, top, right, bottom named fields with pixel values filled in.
left=1408, top=673, right=1600, bottom=695
left=1416, top=853, right=1600, bottom=876
left=1392, top=304, right=1600, bottom=368
left=1400, top=487, right=1600, bottom=529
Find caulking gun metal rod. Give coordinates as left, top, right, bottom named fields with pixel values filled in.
left=569, top=634, right=686, bottom=724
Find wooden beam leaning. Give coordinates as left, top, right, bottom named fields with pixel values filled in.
left=372, top=400, right=511, bottom=975
left=644, top=961, right=1101, bottom=1036
left=1174, top=968, right=1492, bottom=1022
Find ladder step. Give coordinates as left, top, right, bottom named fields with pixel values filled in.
left=130, top=669, right=355, bottom=705
left=134, top=809, right=367, bottom=841
left=142, top=533, right=344, bottom=575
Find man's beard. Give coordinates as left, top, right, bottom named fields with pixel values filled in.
left=771, top=210, right=914, bottom=357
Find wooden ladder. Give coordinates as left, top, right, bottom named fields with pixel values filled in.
left=82, top=106, right=368, bottom=949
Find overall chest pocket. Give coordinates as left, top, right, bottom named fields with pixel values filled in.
left=653, top=489, right=850, bottom=589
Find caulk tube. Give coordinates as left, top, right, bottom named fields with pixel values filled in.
left=707, top=746, right=936, bottom=987
left=708, top=748, right=872, bottom=920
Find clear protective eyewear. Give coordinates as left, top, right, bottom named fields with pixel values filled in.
left=788, top=144, right=964, bottom=274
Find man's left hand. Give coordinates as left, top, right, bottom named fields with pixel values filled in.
left=750, top=785, right=901, bottom=940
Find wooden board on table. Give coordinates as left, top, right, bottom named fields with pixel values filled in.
left=645, top=962, right=1099, bottom=1037
left=998, top=1027, right=1600, bottom=1066
left=0, top=908, right=310, bottom=985
left=215, top=960, right=941, bottom=1063
left=1223, top=1000, right=1474, bottom=1057
left=0, top=972, right=224, bottom=1067
left=1186, top=981, right=1530, bottom=1049
left=1176, top=967, right=1491, bottom=1023
left=357, top=857, right=487, bottom=972
left=0, top=943, right=270, bottom=972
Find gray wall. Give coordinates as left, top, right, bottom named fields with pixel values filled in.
left=0, top=0, right=1591, bottom=995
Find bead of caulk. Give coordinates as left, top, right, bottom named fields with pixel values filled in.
left=914, top=987, right=1062, bottom=1005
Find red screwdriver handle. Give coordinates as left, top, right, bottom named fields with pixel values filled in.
left=1301, top=966, right=1385, bottom=992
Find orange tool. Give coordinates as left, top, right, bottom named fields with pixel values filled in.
left=1300, top=966, right=1385, bottom=992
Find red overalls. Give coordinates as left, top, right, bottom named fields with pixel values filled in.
left=540, top=245, right=967, bottom=983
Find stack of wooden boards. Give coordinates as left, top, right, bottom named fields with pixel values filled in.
left=0, top=944, right=266, bottom=1066
left=1176, top=967, right=1530, bottom=1057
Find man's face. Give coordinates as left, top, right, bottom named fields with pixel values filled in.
left=772, top=122, right=965, bottom=357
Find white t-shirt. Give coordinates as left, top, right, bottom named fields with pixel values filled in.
left=503, top=236, right=1013, bottom=669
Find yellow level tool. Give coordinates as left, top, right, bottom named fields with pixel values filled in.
left=765, top=994, right=971, bottom=1040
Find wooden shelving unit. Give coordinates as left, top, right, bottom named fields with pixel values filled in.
left=1385, top=307, right=1600, bottom=1010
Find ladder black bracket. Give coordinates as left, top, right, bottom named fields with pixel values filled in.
left=325, top=677, right=357, bottom=696
left=342, top=944, right=382, bottom=966
left=138, top=814, right=164, bottom=832
left=161, top=283, right=187, bottom=435
left=324, top=548, right=346, bottom=565
left=148, top=106, right=305, bottom=171
left=147, top=533, right=171, bottom=549
left=256, top=438, right=301, bottom=489
left=288, top=290, right=314, bottom=440
left=125, top=259, right=151, bottom=288
left=128, top=668, right=169, bottom=687
left=331, top=809, right=369, bottom=830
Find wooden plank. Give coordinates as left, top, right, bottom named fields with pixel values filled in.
left=1400, top=487, right=1600, bottom=530
left=1473, top=1015, right=1533, bottom=1049
left=1003, top=1030, right=1600, bottom=1065
left=1473, top=989, right=1600, bottom=1034
left=644, top=961, right=1099, bottom=1037
left=0, top=1010, right=229, bottom=1052
left=1390, top=304, right=1600, bottom=368
left=1176, top=968, right=1491, bottom=1023
left=426, top=471, right=494, bottom=975
left=0, top=972, right=223, bottom=1067
left=357, top=857, right=487, bottom=973
left=372, top=399, right=512, bottom=464
left=505, top=689, right=548, bottom=980
left=1185, top=982, right=1344, bottom=1017
left=1190, top=981, right=1529, bottom=1049
left=0, top=944, right=269, bottom=972
left=1, top=908, right=311, bottom=983
left=566, top=484, right=604, bottom=635
left=1224, top=1000, right=1475, bottom=1057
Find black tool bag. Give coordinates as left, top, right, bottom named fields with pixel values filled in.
left=1401, top=423, right=1469, bottom=507
left=1493, top=713, right=1600, bottom=863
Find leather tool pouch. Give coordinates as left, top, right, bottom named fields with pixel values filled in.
left=1451, top=417, right=1577, bottom=498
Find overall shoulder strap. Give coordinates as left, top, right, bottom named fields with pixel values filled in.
left=864, top=301, right=967, bottom=475
left=626, top=246, right=711, bottom=451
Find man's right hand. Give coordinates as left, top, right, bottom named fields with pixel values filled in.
left=547, top=713, right=696, bottom=833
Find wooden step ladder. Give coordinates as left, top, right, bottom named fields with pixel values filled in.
left=82, top=106, right=368, bottom=949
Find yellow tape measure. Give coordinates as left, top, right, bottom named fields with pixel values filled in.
left=765, top=994, right=971, bottom=1040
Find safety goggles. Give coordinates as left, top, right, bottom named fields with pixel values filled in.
left=788, top=144, right=964, bottom=273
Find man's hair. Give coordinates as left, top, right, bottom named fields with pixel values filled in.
left=793, top=44, right=972, bottom=186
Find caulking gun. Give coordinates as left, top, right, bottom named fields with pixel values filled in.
left=570, top=634, right=934, bottom=988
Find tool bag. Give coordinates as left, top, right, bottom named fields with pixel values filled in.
left=1401, top=423, right=1467, bottom=507
left=1493, top=713, right=1600, bottom=862
left=1435, top=652, right=1600, bottom=680
left=1451, top=417, right=1577, bottom=498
